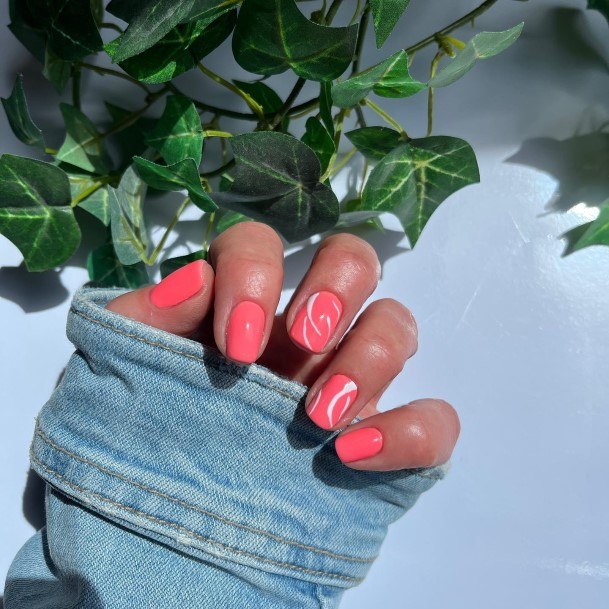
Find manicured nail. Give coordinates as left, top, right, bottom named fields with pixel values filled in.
left=226, top=301, right=265, bottom=364
left=289, top=291, right=342, bottom=353
left=149, top=260, right=205, bottom=308
left=335, top=427, right=383, bottom=463
left=307, top=374, right=358, bottom=430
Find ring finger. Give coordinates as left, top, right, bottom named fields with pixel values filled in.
left=304, top=298, right=418, bottom=430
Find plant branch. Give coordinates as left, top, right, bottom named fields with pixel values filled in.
left=426, top=50, right=444, bottom=136
left=101, top=22, right=123, bottom=33
left=202, top=211, right=216, bottom=255
left=70, top=177, right=110, bottom=207
left=362, top=99, right=407, bottom=136
left=78, top=62, right=151, bottom=94
left=351, top=3, right=370, bottom=76
left=147, top=197, right=192, bottom=265
left=270, top=77, right=306, bottom=129
left=201, top=158, right=235, bottom=178
left=404, top=0, right=499, bottom=55
left=203, top=130, right=233, bottom=138
left=197, top=62, right=265, bottom=120
left=325, top=0, right=346, bottom=24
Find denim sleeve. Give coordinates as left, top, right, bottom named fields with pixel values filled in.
left=4, top=287, right=448, bottom=609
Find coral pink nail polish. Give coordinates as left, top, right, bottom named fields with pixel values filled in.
left=335, top=427, right=383, bottom=463
left=307, top=375, right=358, bottom=430
left=226, top=301, right=265, bottom=364
left=149, top=260, right=206, bottom=309
left=289, top=291, right=342, bottom=353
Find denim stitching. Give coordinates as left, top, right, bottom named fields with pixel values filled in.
left=30, top=454, right=363, bottom=584
left=34, top=426, right=376, bottom=564
left=71, top=308, right=302, bottom=404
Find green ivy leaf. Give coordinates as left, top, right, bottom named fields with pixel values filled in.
left=0, top=155, right=81, bottom=271
left=301, top=117, right=335, bottom=172
left=132, top=157, right=217, bottom=212
left=346, top=126, right=402, bottom=159
left=68, top=173, right=110, bottom=226
left=105, top=11, right=236, bottom=85
left=145, top=96, right=204, bottom=165
left=8, top=0, right=47, bottom=62
left=332, top=50, right=425, bottom=108
left=563, top=203, right=609, bottom=254
left=361, top=136, right=480, bottom=246
left=107, top=0, right=235, bottom=63
left=26, top=0, right=103, bottom=61
left=56, top=104, right=112, bottom=174
left=159, top=249, right=207, bottom=278
left=216, top=210, right=252, bottom=233
left=1, top=75, right=45, bottom=150
left=87, top=240, right=149, bottom=288
left=588, top=0, right=609, bottom=24
left=429, top=24, right=524, bottom=88
left=212, top=132, right=339, bottom=242
left=319, top=80, right=335, bottom=137
left=43, top=46, right=71, bottom=93
left=108, top=167, right=149, bottom=265
left=369, top=0, right=411, bottom=48
left=233, top=0, right=357, bottom=81
left=104, top=103, right=156, bottom=167
left=336, top=198, right=384, bottom=229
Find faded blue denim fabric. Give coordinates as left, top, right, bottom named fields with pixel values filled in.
left=5, top=287, right=447, bottom=608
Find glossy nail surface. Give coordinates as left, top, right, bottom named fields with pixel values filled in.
left=307, top=375, right=358, bottom=430
left=289, top=291, right=342, bottom=353
left=149, top=260, right=206, bottom=309
left=226, top=301, right=265, bottom=364
left=335, top=427, right=383, bottom=463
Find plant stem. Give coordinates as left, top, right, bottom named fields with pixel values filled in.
left=70, top=178, right=110, bottom=207
left=147, top=197, right=192, bottom=265
left=426, top=50, right=444, bottom=136
left=321, top=108, right=347, bottom=180
left=72, top=65, right=81, bottom=109
left=78, top=62, right=151, bottom=94
left=351, top=3, right=370, bottom=76
left=362, top=99, right=407, bottom=135
left=326, top=147, right=356, bottom=179
left=202, top=211, right=216, bottom=255
left=270, top=77, right=306, bottom=129
left=197, top=62, right=265, bottom=121
left=203, top=130, right=233, bottom=138
left=405, top=0, right=499, bottom=55
left=44, top=146, right=58, bottom=155
left=325, top=0, right=345, bottom=24
left=101, top=22, right=123, bottom=33
left=349, top=0, right=363, bottom=26
left=201, top=158, right=236, bottom=178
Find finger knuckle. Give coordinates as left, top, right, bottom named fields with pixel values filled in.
left=408, top=417, right=439, bottom=466
left=319, top=234, right=381, bottom=280
left=364, top=333, right=405, bottom=378
left=368, top=299, right=419, bottom=357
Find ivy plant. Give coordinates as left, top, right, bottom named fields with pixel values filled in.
left=1, top=0, right=523, bottom=287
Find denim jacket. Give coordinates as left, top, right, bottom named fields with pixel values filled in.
left=5, top=287, right=446, bottom=608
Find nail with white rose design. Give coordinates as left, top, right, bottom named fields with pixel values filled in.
left=289, top=291, right=342, bottom=353
left=306, top=374, right=358, bottom=430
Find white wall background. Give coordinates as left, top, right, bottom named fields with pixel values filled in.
left=2, top=0, right=609, bottom=607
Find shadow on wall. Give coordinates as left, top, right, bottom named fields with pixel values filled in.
left=505, top=8, right=609, bottom=255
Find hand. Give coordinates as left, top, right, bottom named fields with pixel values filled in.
left=105, top=223, right=460, bottom=472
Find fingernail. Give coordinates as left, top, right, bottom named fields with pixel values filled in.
left=289, top=291, right=342, bottom=353
left=226, top=301, right=265, bottom=364
left=306, top=375, right=358, bottom=430
left=335, top=427, right=383, bottom=463
left=149, top=260, right=205, bottom=309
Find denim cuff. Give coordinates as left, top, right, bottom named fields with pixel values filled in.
left=30, top=287, right=446, bottom=589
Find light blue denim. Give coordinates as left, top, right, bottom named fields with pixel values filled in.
left=5, top=287, right=447, bottom=608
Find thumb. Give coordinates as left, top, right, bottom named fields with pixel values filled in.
left=104, top=259, right=215, bottom=337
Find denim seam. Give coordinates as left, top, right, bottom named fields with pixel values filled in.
left=71, top=308, right=302, bottom=404
left=34, top=426, right=375, bottom=564
left=30, top=454, right=363, bottom=585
